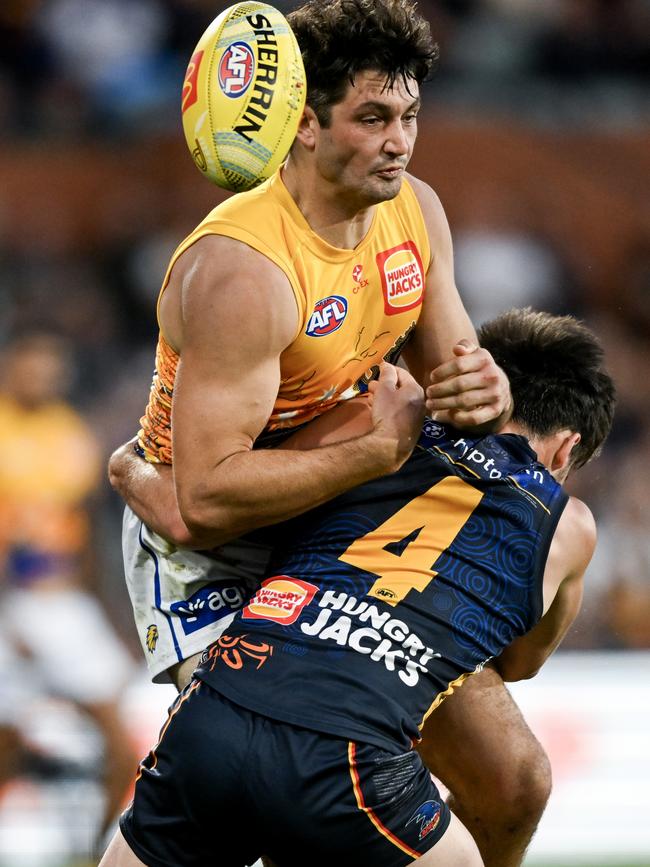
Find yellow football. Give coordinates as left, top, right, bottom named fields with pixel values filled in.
left=181, top=2, right=306, bottom=192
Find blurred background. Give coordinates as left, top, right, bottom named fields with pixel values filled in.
left=0, top=0, right=648, bottom=865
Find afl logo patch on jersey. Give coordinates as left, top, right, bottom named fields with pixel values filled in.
left=242, top=576, right=319, bottom=625
left=376, top=241, right=425, bottom=315
left=218, top=41, right=255, bottom=98
left=305, top=295, right=348, bottom=337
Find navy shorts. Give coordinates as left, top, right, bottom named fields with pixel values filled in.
left=120, top=680, right=451, bottom=867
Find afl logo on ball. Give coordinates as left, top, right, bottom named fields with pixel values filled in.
left=306, top=295, right=348, bottom=337
left=218, top=41, right=255, bottom=97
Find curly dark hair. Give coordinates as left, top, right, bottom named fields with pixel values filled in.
left=287, top=0, right=438, bottom=125
left=478, top=308, right=616, bottom=469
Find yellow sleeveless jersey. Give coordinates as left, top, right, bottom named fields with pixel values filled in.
left=0, top=396, right=101, bottom=556
left=138, top=170, right=431, bottom=464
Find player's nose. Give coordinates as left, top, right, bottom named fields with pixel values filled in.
left=383, top=119, right=410, bottom=156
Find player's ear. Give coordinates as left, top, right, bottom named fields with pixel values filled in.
left=549, top=430, right=581, bottom=475
left=294, top=105, right=319, bottom=149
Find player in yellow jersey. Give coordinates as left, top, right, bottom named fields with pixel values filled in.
left=0, top=334, right=136, bottom=846
left=106, top=2, right=554, bottom=865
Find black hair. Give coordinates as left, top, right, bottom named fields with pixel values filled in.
left=478, top=308, right=616, bottom=468
left=288, top=0, right=438, bottom=125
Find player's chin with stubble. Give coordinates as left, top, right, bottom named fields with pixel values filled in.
left=364, top=172, right=405, bottom=204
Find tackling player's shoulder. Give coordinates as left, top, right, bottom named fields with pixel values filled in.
left=556, top=495, right=597, bottom=578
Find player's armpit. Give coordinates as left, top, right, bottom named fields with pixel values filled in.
left=494, top=498, right=596, bottom=681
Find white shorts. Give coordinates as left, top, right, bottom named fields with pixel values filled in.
left=122, top=507, right=272, bottom=683
left=0, top=586, right=134, bottom=706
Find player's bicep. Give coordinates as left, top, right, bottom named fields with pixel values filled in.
left=170, top=239, right=298, bottom=503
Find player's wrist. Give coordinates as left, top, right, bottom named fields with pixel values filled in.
left=365, top=426, right=416, bottom=474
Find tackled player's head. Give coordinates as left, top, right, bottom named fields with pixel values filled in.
left=478, top=308, right=616, bottom=469
left=288, top=0, right=438, bottom=126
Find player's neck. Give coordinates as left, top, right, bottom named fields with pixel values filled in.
left=282, top=162, right=375, bottom=250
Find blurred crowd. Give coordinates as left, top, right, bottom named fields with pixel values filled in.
left=0, top=1, right=648, bottom=864
left=0, top=0, right=648, bottom=138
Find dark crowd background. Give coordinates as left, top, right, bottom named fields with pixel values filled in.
left=0, top=0, right=648, bottom=661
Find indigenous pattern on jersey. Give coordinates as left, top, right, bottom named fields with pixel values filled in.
left=196, top=421, right=567, bottom=751
left=137, top=169, right=430, bottom=462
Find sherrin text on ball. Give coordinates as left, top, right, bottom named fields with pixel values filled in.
left=181, top=2, right=306, bottom=192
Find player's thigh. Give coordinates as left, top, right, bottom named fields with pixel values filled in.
left=99, top=829, right=146, bottom=867
left=168, top=650, right=203, bottom=690
left=410, top=813, right=483, bottom=867
left=418, top=665, right=539, bottom=791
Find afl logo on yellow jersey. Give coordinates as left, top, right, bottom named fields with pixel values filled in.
left=377, top=241, right=425, bottom=315
left=305, top=295, right=348, bottom=337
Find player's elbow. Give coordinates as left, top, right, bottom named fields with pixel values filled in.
left=164, top=514, right=205, bottom=549
left=177, top=488, right=240, bottom=547
left=507, top=666, right=541, bottom=682
left=107, top=448, right=126, bottom=495
left=493, top=655, right=542, bottom=683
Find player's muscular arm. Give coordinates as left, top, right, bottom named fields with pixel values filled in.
left=494, top=498, right=596, bottom=681
left=108, top=398, right=377, bottom=547
left=402, top=177, right=512, bottom=431
left=167, top=237, right=423, bottom=546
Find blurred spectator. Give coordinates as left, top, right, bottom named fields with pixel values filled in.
left=0, top=334, right=137, bottom=856
left=532, top=0, right=650, bottom=83
left=35, top=0, right=178, bottom=134
left=618, top=238, right=650, bottom=338
left=452, top=182, right=580, bottom=325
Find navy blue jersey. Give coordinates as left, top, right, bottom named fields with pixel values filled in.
left=196, top=420, right=568, bottom=751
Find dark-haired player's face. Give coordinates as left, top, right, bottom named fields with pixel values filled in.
left=314, top=70, right=419, bottom=207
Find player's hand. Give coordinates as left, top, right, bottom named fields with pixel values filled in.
left=368, top=362, right=425, bottom=471
left=108, top=439, right=197, bottom=547
left=426, top=340, right=512, bottom=430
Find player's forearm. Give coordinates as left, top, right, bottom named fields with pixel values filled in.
left=177, top=430, right=407, bottom=546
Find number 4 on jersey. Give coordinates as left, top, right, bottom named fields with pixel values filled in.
left=339, top=477, right=483, bottom=606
